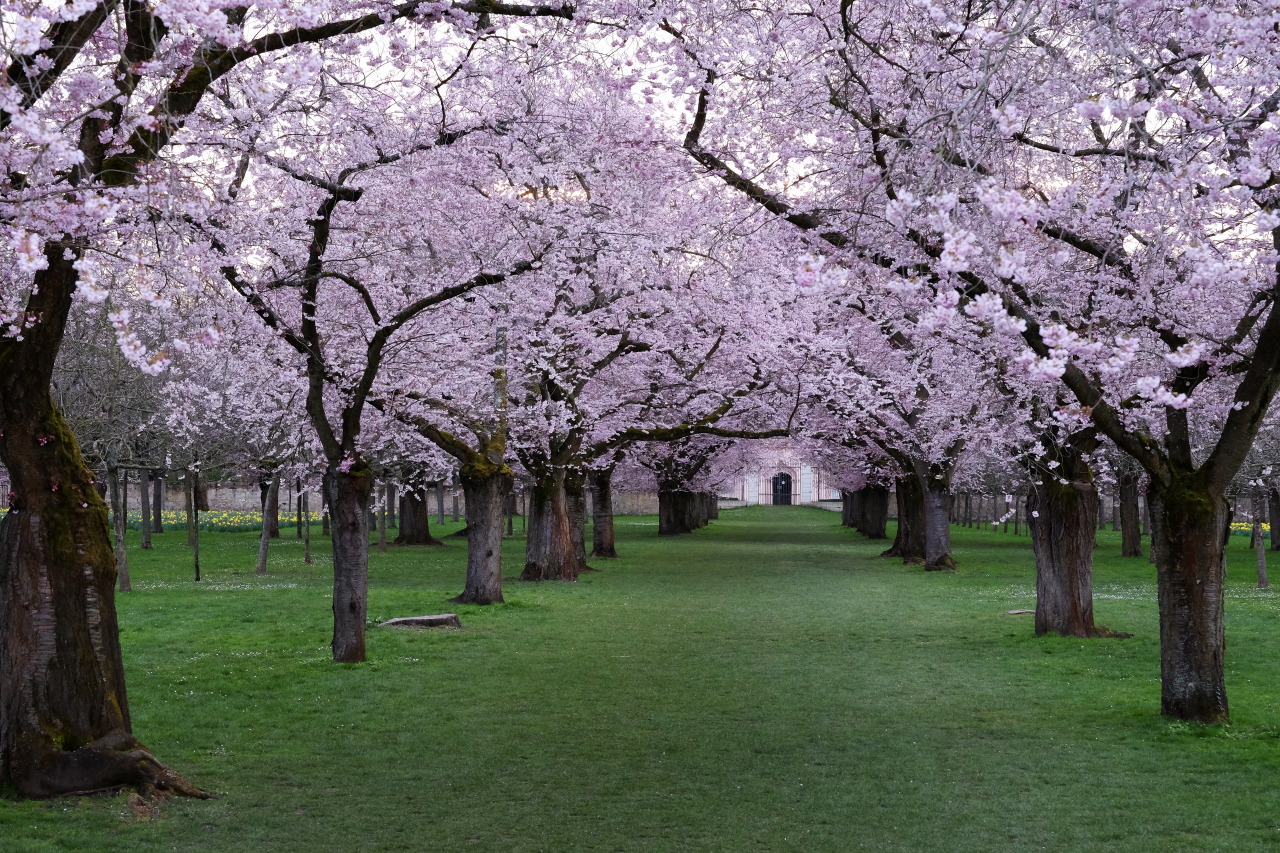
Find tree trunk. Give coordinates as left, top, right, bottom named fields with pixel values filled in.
left=922, top=484, right=956, bottom=570
left=1253, top=485, right=1268, bottom=589
left=1148, top=478, right=1230, bottom=722
left=450, top=464, right=514, bottom=605
left=0, top=253, right=202, bottom=798
left=522, top=469, right=578, bottom=581
left=256, top=473, right=279, bottom=576
left=840, top=489, right=854, bottom=527
left=139, top=471, right=152, bottom=550
left=190, top=471, right=201, bottom=583
left=590, top=469, right=619, bottom=558
left=1028, top=476, right=1100, bottom=638
left=107, top=464, right=131, bottom=593
left=259, top=474, right=280, bottom=539
left=376, top=481, right=388, bottom=554
left=435, top=481, right=446, bottom=524
left=303, top=491, right=313, bottom=565
left=296, top=478, right=304, bottom=539
left=151, top=472, right=164, bottom=533
left=394, top=490, right=444, bottom=546
left=566, top=469, right=593, bottom=574
left=323, top=468, right=373, bottom=664
left=1119, top=477, right=1142, bottom=557
left=882, top=476, right=926, bottom=563
left=658, top=486, right=695, bottom=535
left=184, top=475, right=197, bottom=548
left=1269, top=484, right=1280, bottom=550
left=857, top=485, right=890, bottom=539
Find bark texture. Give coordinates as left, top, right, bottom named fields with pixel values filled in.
left=922, top=486, right=955, bottom=570
left=139, top=473, right=152, bottom=550
left=395, top=490, right=443, bottom=546
left=522, top=469, right=578, bottom=581
left=324, top=468, right=373, bottom=663
left=0, top=253, right=204, bottom=798
left=151, top=473, right=164, bottom=533
left=1028, top=476, right=1101, bottom=638
left=590, top=469, right=619, bottom=558
left=565, top=470, right=593, bottom=573
left=1149, top=478, right=1229, bottom=722
left=1119, top=476, right=1142, bottom=557
left=449, top=464, right=513, bottom=605
left=259, top=474, right=280, bottom=539
left=882, top=476, right=926, bottom=563
left=1270, top=487, right=1280, bottom=552
left=856, top=485, right=890, bottom=539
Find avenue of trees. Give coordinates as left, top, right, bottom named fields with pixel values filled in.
left=0, top=0, right=1278, bottom=799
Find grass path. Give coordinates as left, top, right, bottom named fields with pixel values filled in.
left=4, top=506, right=1280, bottom=851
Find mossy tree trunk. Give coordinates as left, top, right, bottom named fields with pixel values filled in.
left=0, top=252, right=203, bottom=798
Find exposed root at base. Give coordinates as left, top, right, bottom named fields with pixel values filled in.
left=19, top=729, right=213, bottom=801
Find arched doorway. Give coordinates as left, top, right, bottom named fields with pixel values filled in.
left=771, top=472, right=793, bottom=506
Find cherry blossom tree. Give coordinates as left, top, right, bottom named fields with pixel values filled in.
left=0, top=0, right=576, bottom=798
left=662, top=0, right=1280, bottom=720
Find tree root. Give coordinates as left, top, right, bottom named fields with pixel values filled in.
left=21, top=729, right=213, bottom=801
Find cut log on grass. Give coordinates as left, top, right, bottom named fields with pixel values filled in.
left=379, top=614, right=463, bottom=629
left=1005, top=609, right=1035, bottom=615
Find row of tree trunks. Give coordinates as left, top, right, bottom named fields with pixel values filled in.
left=840, top=486, right=889, bottom=539
left=657, top=487, right=717, bottom=536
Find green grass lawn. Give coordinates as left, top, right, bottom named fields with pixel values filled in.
left=4, top=506, right=1280, bottom=852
